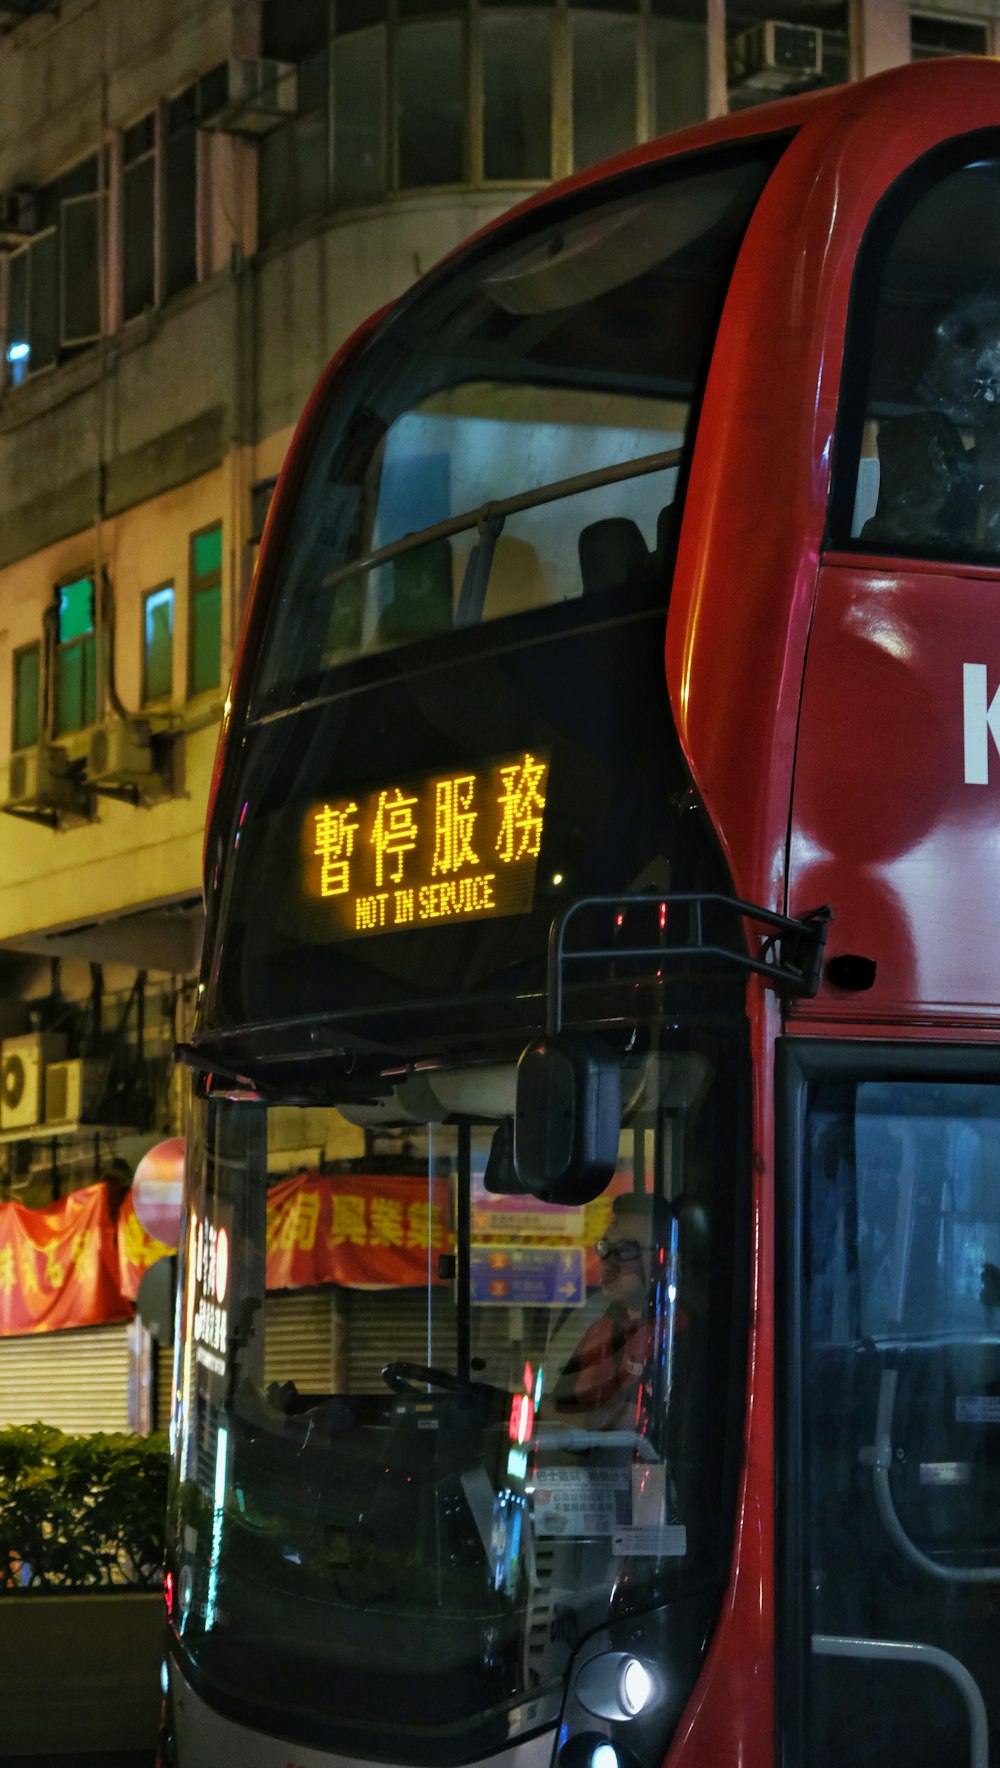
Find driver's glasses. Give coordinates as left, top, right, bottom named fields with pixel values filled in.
left=595, top=1236, right=644, bottom=1264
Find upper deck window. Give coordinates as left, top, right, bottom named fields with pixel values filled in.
left=836, top=141, right=1000, bottom=563
left=252, top=145, right=781, bottom=717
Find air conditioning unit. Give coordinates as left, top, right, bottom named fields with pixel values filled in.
left=87, top=718, right=171, bottom=796
left=197, top=58, right=298, bottom=135
left=727, top=21, right=823, bottom=92
left=0, top=1032, right=66, bottom=1132
left=45, top=1058, right=107, bottom=1126
left=0, top=187, right=39, bottom=245
left=2, top=745, right=88, bottom=817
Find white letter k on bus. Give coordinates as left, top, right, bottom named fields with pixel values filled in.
left=963, top=663, right=1000, bottom=784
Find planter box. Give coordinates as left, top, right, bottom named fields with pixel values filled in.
left=0, top=1590, right=163, bottom=1756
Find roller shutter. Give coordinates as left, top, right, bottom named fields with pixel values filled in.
left=264, top=1288, right=338, bottom=1392
left=0, top=1323, right=131, bottom=1435
left=155, top=1342, right=175, bottom=1433
left=347, top=1291, right=531, bottom=1393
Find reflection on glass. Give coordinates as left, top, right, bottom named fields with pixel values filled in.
left=804, top=1078, right=1000, bottom=1766
left=173, top=1026, right=743, bottom=1760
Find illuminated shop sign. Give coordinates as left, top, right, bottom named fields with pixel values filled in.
left=192, top=1209, right=232, bottom=1386
left=302, top=751, right=550, bottom=938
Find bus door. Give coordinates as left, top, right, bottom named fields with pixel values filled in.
left=781, top=1040, right=1000, bottom=1768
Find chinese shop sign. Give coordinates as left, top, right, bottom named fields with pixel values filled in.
left=0, top=1182, right=131, bottom=1336
left=192, top=1203, right=233, bottom=1389
left=265, top=1171, right=452, bottom=1291
left=303, top=750, right=549, bottom=938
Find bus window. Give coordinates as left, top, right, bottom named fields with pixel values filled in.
left=801, top=1074, right=1000, bottom=1767
left=841, top=147, right=1000, bottom=561
left=251, top=148, right=779, bottom=715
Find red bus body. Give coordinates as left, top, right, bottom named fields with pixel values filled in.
left=179, top=57, right=1000, bottom=1768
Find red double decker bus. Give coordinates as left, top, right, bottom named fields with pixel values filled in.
left=164, top=57, right=1000, bottom=1768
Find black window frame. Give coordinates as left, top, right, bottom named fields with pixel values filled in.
left=777, top=1034, right=1000, bottom=1768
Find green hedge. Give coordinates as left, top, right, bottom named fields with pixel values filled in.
left=0, top=1422, right=168, bottom=1591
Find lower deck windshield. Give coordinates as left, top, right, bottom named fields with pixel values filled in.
left=170, top=1023, right=746, bottom=1761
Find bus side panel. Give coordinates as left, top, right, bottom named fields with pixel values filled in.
left=664, top=64, right=1000, bottom=921
left=788, top=558, right=1000, bottom=1024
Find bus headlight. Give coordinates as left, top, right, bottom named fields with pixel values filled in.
left=575, top=1651, right=659, bottom=1722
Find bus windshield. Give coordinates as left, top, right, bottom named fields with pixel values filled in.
left=251, top=146, right=779, bottom=719
left=171, top=1022, right=747, bottom=1763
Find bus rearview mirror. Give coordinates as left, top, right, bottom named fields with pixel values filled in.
left=514, top=1032, right=621, bottom=1204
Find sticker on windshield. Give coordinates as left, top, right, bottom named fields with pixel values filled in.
left=956, top=1394, right=1000, bottom=1423
left=612, top=1524, right=687, bottom=1557
left=533, top=1466, right=629, bottom=1535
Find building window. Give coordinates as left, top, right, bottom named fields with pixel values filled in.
left=482, top=14, right=552, bottom=182
left=256, top=0, right=709, bottom=244
left=142, top=584, right=174, bottom=703
left=2, top=153, right=105, bottom=387
left=333, top=26, right=386, bottom=203
left=164, top=87, right=198, bottom=301
left=54, top=576, right=97, bottom=736
left=572, top=12, right=639, bottom=172
left=188, top=524, right=223, bottom=696
left=58, top=154, right=103, bottom=348
left=397, top=17, right=467, bottom=188
left=12, top=643, right=40, bottom=752
left=259, top=0, right=331, bottom=237
left=6, top=224, right=57, bottom=383
left=910, top=12, right=989, bottom=58
left=122, top=113, right=156, bottom=321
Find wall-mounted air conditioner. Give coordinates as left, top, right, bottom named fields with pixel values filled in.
left=1, top=745, right=89, bottom=819
left=0, top=187, right=39, bottom=245
left=45, top=1058, right=108, bottom=1126
left=87, top=718, right=171, bottom=798
left=1, top=1032, right=67, bottom=1133
left=727, top=20, right=823, bottom=92
left=198, top=58, right=298, bottom=135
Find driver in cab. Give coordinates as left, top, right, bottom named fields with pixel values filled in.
left=553, top=1195, right=658, bottom=1430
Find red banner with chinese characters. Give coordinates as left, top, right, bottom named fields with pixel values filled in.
left=265, top=1171, right=452, bottom=1290
left=0, top=1182, right=132, bottom=1336
left=117, top=1191, right=174, bottom=1302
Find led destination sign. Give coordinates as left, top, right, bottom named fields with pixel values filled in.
left=304, top=751, right=550, bottom=938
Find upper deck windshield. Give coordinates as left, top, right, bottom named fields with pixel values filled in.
left=252, top=146, right=779, bottom=719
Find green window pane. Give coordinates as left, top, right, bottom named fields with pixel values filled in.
left=144, top=587, right=174, bottom=702
left=193, top=525, right=223, bottom=580
left=55, top=633, right=97, bottom=733
left=13, top=647, right=39, bottom=751
left=189, top=583, right=221, bottom=695
left=58, top=577, right=93, bottom=643
left=57, top=644, right=82, bottom=734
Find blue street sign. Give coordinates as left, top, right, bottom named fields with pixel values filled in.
left=470, top=1245, right=585, bottom=1307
